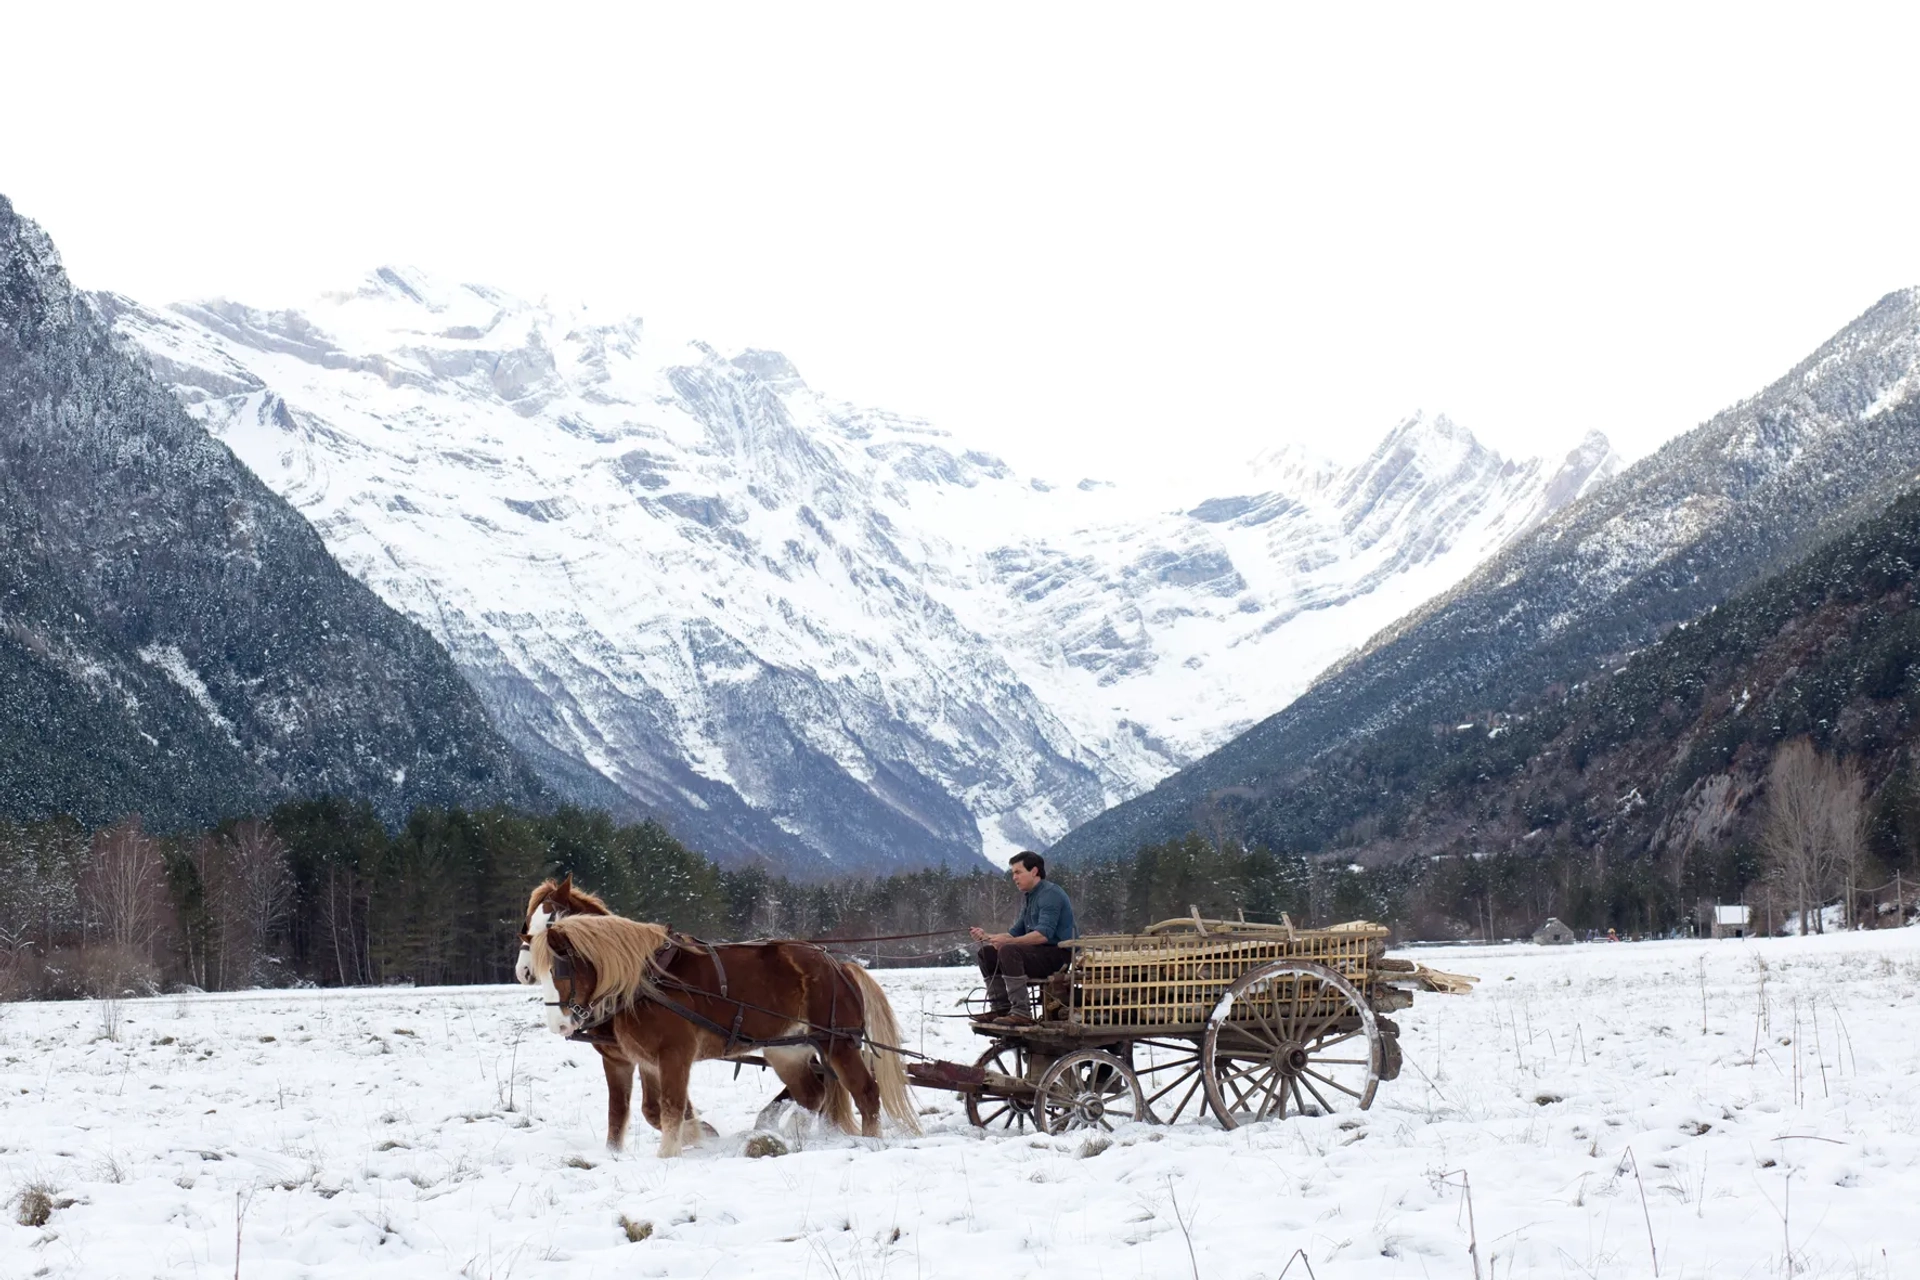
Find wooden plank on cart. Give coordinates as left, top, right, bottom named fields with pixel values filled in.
left=907, top=1060, right=988, bottom=1093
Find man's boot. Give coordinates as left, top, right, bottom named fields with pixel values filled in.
left=979, top=966, right=1012, bottom=1022
left=994, top=977, right=1037, bottom=1026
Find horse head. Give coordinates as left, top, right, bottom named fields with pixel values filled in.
left=525, top=919, right=603, bottom=1037
left=522, top=906, right=669, bottom=1039
left=515, top=875, right=614, bottom=984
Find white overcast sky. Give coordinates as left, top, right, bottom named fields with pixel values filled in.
left=6, top=3, right=1919, bottom=491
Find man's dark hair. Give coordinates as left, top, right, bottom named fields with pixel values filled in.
left=1009, top=851, right=1045, bottom=879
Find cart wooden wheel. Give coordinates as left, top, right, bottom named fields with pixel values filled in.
left=1201, top=960, right=1380, bottom=1128
left=965, top=1041, right=1036, bottom=1133
left=1034, top=1049, right=1150, bottom=1134
left=1126, top=1038, right=1211, bottom=1124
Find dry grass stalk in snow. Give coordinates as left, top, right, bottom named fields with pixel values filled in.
left=12, top=1181, right=56, bottom=1228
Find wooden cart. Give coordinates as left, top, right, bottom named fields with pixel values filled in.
left=906, top=916, right=1473, bottom=1134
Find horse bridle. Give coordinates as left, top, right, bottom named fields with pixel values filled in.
left=546, top=948, right=600, bottom=1029
left=522, top=902, right=601, bottom=1030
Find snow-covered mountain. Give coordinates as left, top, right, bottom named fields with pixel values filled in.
left=100, top=270, right=1616, bottom=874
left=1050, top=286, right=1920, bottom=866
left=0, top=199, right=541, bottom=833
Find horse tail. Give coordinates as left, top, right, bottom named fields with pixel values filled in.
left=841, top=962, right=922, bottom=1135
left=808, top=965, right=865, bottom=1135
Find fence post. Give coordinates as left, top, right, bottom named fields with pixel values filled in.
left=1899, top=871, right=1905, bottom=927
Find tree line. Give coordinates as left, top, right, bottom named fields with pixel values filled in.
left=0, top=796, right=1452, bottom=999
left=4, top=733, right=1913, bottom=1000
left=0, top=799, right=1030, bottom=999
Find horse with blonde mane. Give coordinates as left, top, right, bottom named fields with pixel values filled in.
left=516, top=876, right=919, bottom=1156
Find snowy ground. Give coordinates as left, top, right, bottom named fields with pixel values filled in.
left=4, top=930, right=1919, bottom=1279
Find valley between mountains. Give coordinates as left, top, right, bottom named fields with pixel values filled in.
left=19, top=183, right=1920, bottom=896
left=101, top=269, right=1616, bottom=873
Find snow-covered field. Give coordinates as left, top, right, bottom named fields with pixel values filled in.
left=5, top=929, right=1919, bottom=1278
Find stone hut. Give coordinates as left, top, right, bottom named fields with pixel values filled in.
left=1533, top=917, right=1576, bottom=945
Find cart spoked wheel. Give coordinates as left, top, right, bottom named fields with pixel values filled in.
left=1127, top=1038, right=1212, bottom=1124
left=1034, top=1049, right=1150, bottom=1134
left=965, top=1041, right=1036, bottom=1133
left=1201, top=960, right=1380, bottom=1128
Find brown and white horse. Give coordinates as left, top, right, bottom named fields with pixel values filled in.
left=515, top=877, right=919, bottom=1156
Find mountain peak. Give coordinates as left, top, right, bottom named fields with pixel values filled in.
left=313, top=267, right=532, bottom=331
left=1564, top=429, right=1617, bottom=470
left=1337, top=410, right=1493, bottom=510
left=356, top=265, right=497, bottom=313
left=1530, top=429, right=1620, bottom=518
left=730, top=348, right=806, bottom=389
left=1246, top=440, right=1338, bottom=494
left=0, top=194, right=79, bottom=332
left=1377, top=410, right=1485, bottom=453
left=366, top=265, right=437, bottom=306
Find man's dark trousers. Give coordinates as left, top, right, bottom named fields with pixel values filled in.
left=977, top=943, right=1071, bottom=1016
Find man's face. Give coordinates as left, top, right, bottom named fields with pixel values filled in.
left=1010, top=862, right=1041, bottom=893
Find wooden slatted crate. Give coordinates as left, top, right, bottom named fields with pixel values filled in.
left=1066, top=918, right=1388, bottom=1030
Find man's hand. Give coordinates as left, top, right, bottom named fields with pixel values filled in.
left=971, top=927, right=1042, bottom=946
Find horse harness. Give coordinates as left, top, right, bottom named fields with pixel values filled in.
left=542, top=927, right=869, bottom=1064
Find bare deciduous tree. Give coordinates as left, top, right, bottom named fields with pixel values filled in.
left=82, top=819, right=165, bottom=952
left=224, top=820, right=291, bottom=987
left=80, top=818, right=166, bottom=992
left=188, top=821, right=293, bottom=989
left=1762, top=739, right=1865, bottom=934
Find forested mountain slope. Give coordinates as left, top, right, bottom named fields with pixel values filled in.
left=1224, top=464, right=1920, bottom=881
left=0, top=196, right=543, bottom=828
left=1053, top=288, right=1920, bottom=862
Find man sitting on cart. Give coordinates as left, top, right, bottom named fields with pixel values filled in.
left=969, top=851, right=1077, bottom=1026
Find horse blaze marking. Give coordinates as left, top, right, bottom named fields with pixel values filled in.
left=528, top=905, right=564, bottom=1022
left=538, top=968, right=571, bottom=1035
left=516, top=905, right=551, bottom=984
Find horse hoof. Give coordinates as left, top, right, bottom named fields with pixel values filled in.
left=700, top=1120, right=720, bottom=1138
left=755, top=1096, right=799, bottom=1131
